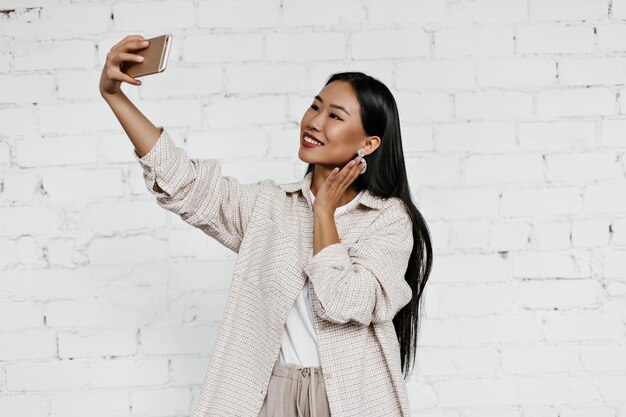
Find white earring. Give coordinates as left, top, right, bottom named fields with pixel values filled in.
left=357, top=149, right=366, bottom=174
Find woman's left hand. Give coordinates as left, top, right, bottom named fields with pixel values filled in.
left=313, top=154, right=364, bottom=216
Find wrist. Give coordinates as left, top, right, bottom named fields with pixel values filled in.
left=100, top=89, right=126, bottom=102
left=314, top=210, right=335, bottom=222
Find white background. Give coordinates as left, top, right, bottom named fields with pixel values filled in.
left=1, top=0, right=626, bottom=416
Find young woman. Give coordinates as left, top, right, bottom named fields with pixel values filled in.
left=100, top=34, right=433, bottom=417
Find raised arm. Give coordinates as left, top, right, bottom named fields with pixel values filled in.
left=100, top=35, right=263, bottom=253
left=131, top=127, right=264, bottom=253
left=99, top=34, right=162, bottom=157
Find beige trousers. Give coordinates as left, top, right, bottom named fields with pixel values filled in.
left=258, top=358, right=331, bottom=417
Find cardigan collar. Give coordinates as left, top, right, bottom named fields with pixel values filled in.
left=277, top=171, right=386, bottom=210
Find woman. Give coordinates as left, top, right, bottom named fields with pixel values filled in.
left=100, top=35, right=433, bottom=417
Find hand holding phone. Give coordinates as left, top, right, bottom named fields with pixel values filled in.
left=99, top=34, right=172, bottom=97
left=120, top=34, right=172, bottom=78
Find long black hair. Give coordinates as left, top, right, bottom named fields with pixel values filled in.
left=304, top=71, right=433, bottom=379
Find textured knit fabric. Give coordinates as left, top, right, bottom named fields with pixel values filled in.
left=258, top=358, right=331, bottom=417
left=278, top=187, right=364, bottom=367
left=133, top=127, right=415, bottom=417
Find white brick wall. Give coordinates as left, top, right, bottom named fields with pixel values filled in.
left=1, top=0, right=625, bottom=416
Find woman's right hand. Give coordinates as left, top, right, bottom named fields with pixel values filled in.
left=99, top=34, right=149, bottom=97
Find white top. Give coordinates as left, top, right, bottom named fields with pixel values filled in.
left=278, top=185, right=365, bottom=366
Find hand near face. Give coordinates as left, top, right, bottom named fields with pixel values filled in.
left=312, top=154, right=365, bottom=216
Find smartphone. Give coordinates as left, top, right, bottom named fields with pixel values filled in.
left=121, top=34, right=172, bottom=78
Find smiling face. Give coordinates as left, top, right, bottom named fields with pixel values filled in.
left=299, top=80, right=380, bottom=171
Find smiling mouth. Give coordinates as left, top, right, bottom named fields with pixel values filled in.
left=303, top=134, right=324, bottom=146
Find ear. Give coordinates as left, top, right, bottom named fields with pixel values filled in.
left=362, top=135, right=381, bottom=155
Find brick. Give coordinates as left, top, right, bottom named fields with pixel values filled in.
left=198, top=0, right=280, bottom=28
left=0, top=300, right=44, bottom=331
left=266, top=32, right=344, bottom=61
left=416, top=347, right=500, bottom=376
left=519, top=279, right=598, bottom=308
left=131, top=388, right=190, bottom=415
left=406, top=155, right=461, bottom=186
left=367, top=0, right=446, bottom=24
left=171, top=356, right=209, bottom=384
left=0, top=329, right=56, bottom=360
left=421, top=188, right=499, bottom=220
left=436, top=122, right=517, bottom=152
left=58, top=328, right=137, bottom=358
left=425, top=283, right=515, bottom=316
left=283, top=0, right=365, bottom=26
left=184, top=33, right=264, bottom=62
left=352, top=28, right=430, bottom=59
left=531, top=221, right=571, bottom=250
left=529, top=0, right=608, bottom=21
left=0, top=75, right=55, bottom=103
left=501, top=187, right=582, bottom=217
left=538, top=87, right=616, bottom=117
left=226, top=63, right=305, bottom=94
left=0, top=395, right=48, bottom=417
left=545, top=312, right=624, bottom=341
left=428, top=253, right=511, bottom=283
left=49, top=391, right=129, bottom=417
left=6, top=360, right=89, bottom=391
left=502, top=345, right=582, bottom=373
left=511, top=251, right=589, bottom=278
left=396, top=59, right=476, bottom=90
left=113, top=1, right=194, bottom=31
left=465, top=154, right=544, bottom=184
left=559, top=58, right=626, bottom=86
left=13, top=40, right=94, bottom=71
left=435, top=27, right=514, bottom=56
left=572, top=219, right=610, bottom=247
left=546, top=152, right=621, bottom=183
left=519, top=121, right=596, bottom=151
left=476, top=58, right=556, bottom=87
left=455, top=91, right=533, bottom=120
left=89, top=357, right=169, bottom=389
left=517, top=26, right=595, bottom=54
left=141, top=326, right=216, bottom=354
left=518, top=376, right=598, bottom=405
left=584, top=184, right=626, bottom=213
left=601, top=118, right=626, bottom=147
left=449, top=219, right=489, bottom=251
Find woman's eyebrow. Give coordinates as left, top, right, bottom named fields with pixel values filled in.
left=314, top=95, right=351, bottom=117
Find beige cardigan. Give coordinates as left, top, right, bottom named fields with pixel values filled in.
left=133, top=127, right=414, bottom=417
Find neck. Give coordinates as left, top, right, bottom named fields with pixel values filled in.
left=310, top=169, right=360, bottom=206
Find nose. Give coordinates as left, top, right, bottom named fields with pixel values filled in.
left=307, top=112, right=324, bottom=131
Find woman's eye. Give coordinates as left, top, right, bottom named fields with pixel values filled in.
left=309, top=104, right=342, bottom=120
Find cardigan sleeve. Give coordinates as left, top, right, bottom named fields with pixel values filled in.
left=132, top=126, right=263, bottom=253
left=304, top=204, right=414, bottom=326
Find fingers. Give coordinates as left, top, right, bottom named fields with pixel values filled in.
left=115, top=51, right=145, bottom=65
left=105, top=60, right=142, bottom=86
left=330, top=155, right=363, bottom=190
left=112, top=34, right=145, bottom=51
left=106, top=50, right=145, bottom=85
left=116, top=38, right=149, bottom=54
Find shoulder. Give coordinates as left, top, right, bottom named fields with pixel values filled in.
left=368, top=196, right=412, bottom=232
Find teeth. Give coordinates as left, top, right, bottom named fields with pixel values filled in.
left=304, top=136, right=322, bottom=146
